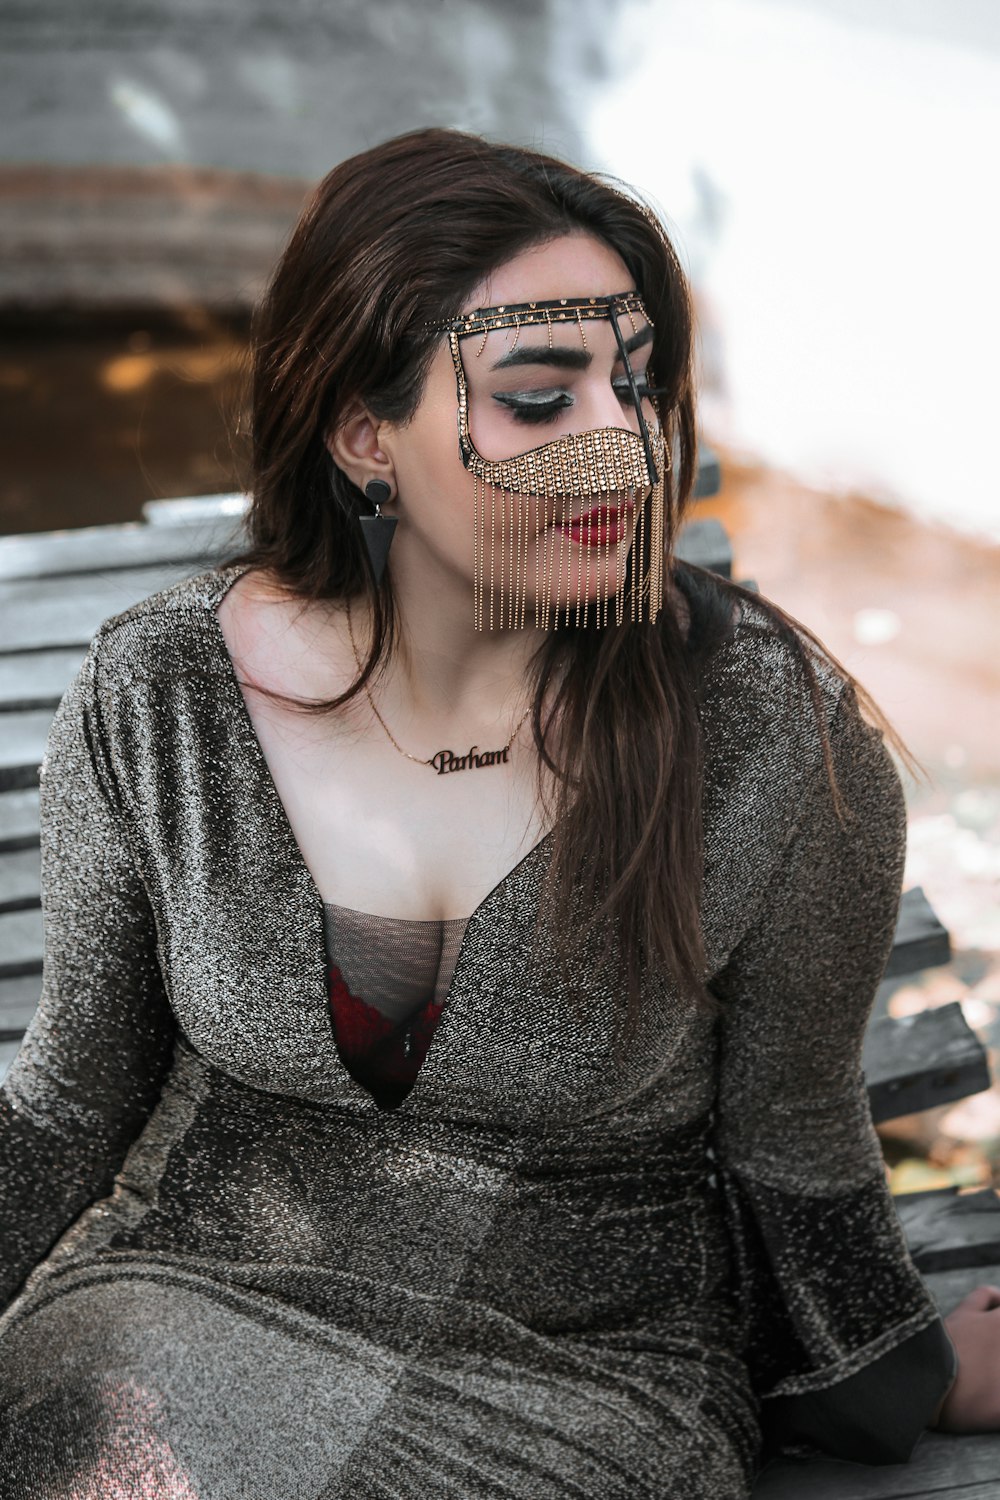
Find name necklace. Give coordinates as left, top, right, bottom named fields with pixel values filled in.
left=345, top=600, right=531, bottom=776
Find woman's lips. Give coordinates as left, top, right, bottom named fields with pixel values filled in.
left=555, top=503, right=634, bottom=547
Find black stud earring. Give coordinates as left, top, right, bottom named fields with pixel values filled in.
left=359, top=478, right=397, bottom=586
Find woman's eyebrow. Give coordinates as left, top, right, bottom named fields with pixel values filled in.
left=488, top=323, right=653, bottom=373
left=490, top=345, right=588, bottom=373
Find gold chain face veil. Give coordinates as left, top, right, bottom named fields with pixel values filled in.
left=426, top=292, right=670, bottom=631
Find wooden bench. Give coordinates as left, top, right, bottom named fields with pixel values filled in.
left=2, top=467, right=999, bottom=1495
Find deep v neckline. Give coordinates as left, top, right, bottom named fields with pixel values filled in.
left=201, top=563, right=555, bottom=1108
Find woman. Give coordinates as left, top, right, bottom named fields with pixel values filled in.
left=1, top=127, right=997, bottom=1498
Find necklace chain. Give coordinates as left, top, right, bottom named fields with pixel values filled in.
left=345, top=599, right=532, bottom=769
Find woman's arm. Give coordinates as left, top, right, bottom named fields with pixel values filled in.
left=0, top=647, right=176, bottom=1310
left=711, top=683, right=959, bottom=1465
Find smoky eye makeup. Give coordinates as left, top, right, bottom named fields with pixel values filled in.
left=491, top=370, right=662, bottom=426
left=491, top=388, right=574, bottom=424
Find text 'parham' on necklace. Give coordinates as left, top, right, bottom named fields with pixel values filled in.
left=429, top=745, right=512, bottom=775
left=345, top=599, right=532, bottom=772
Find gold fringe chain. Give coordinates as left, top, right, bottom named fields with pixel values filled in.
left=469, top=429, right=666, bottom=633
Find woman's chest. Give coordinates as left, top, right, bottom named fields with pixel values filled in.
left=112, top=691, right=735, bottom=1129
left=215, top=576, right=553, bottom=923
left=244, top=696, right=551, bottom=922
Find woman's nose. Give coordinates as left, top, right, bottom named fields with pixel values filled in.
left=577, top=376, right=642, bottom=433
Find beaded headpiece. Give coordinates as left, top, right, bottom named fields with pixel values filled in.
left=427, top=291, right=669, bottom=632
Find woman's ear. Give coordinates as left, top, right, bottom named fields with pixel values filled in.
left=325, top=404, right=396, bottom=500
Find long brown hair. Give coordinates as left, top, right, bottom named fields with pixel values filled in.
left=218, top=127, right=905, bottom=1036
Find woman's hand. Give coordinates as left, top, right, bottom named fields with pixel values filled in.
left=930, top=1285, right=1000, bottom=1432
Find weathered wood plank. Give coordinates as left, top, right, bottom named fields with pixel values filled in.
left=0, top=787, right=40, bottom=851
left=0, top=516, right=732, bottom=792
left=0, top=647, right=86, bottom=711
left=886, top=887, right=952, bottom=978
left=0, top=845, right=40, bottom=911
left=753, top=1449, right=1000, bottom=1499
left=0, top=972, right=41, bottom=1036
left=0, top=710, right=52, bottom=791
left=674, top=517, right=732, bottom=577
left=0, top=1037, right=21, bottom=1085
left=865, top=1002, right=990, bottom=1125
left=139, top=450, right=723, bottom=528
left=0, top=907, right=43, bottom=979
left=142, top=493, right=248, bottom=527
left=897, top=1188, right=1000, bottom=1274
left=924, top=1260, right=1000, bottom=1317
left=0, top=518, right=243, bottom=582
left=0, top=876, right=942, bottom=985
left=0, top=563, right=201, bottom=652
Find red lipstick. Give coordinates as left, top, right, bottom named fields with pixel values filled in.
left=556, top=503, right=634, bottom=547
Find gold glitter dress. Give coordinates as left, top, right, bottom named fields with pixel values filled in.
left=0, top=564, right=955, bottom=1498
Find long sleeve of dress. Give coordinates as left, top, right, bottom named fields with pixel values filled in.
left=0, top=646, right=177, bottom=1312
left=710, top=683, right=957, bottom=1468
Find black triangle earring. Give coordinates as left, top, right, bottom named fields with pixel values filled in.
left=359, top=478, right=397, bottom=586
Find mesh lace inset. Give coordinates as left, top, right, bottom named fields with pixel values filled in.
left=322, top=902, right=469, bottom=1110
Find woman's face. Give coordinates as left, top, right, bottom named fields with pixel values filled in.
left=373, top=232, right=658, bottom=624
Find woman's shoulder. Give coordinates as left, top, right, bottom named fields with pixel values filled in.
left=104, top=562, right=245, bottom=634
left=40, top=566, right=247, bottom=794
left=673, top=566, right=864, bottom=795
left=673, top=575, right=903, bottom=894
left=78, top=563, right=250, bottom=690
left=678, top=568, right=848, bottom=720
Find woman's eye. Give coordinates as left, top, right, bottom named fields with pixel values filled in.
left=491, top=376, right=662, bottom=427
left=492, top=391, right=574, bottom=425
left=612, top=375, right=655, bottom=403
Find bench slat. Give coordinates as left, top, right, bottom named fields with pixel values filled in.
left=753, top=1443, right=1000, bottom=1498
left=865, top=1002, right=990, bottom=1125
left=754, top=1250, right=1000, bottom=1495
left=0, top=908, right=44, bottom=979
left=0, top=518, right=731, bottom=663
left=897, top=1187, right=1000, bottom=1274
left=0, top=972, right=42, bottom=1035
left=0, top=847, right=947, bottom=1038
left=692, top=444, right=721, bottom=500
left=0, top=787, right=40, bottom=850
left=0, top=563, right=205, bottom=652
left=0, top=868, right=940, bottom=986
left=142, top=494, right=249, bottom=527
left=753, top=1258, right=1000, bottom=1496
left=0, top=514, right=736, bottom=791
left=0, top=647, right=87, bottom=712
left=924, top=1260, right=1000, bottom=1318
left=0, top=517, right=244, bottom=582
left=0, top=846, right=40, bottom=911
left=885, top=885, right=952, bottom=978
left=0, top=710, right=56, bottom=792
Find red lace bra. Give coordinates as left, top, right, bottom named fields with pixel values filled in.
left=323, top=902, right=469, bottom=1110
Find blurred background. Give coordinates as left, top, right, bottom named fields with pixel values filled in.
left=1, top=0, right=998, bottom=1181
